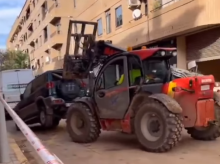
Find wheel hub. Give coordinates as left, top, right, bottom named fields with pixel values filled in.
left=40, top=111, right=46, bottom=124
left=148, top=119, right=160, bottom=133
left=76, top=118, right=84, bottom=128
left=70, top=112, right=86, bottom=135
left=141, top=112, right=163, bottom=141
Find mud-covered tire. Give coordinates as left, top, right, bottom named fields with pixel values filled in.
left=134, top=98, right=183, bottom=152
left=187, top=105, right=220, bottom=140
left=66, top=103, right=100, bottom=143
left=39, top=107, right=53, bottom=129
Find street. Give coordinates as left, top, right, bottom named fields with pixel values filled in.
left=6, top=120, right=220, bottom=164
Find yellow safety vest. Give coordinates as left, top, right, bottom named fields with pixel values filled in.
left=117, top=69, right=141, bottom=85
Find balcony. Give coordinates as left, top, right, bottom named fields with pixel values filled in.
left=50, top=31, right=64, bottom=48
left=148, top=0, right=220, bottom=42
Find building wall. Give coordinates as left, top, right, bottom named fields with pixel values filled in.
left=7, top=0, right=220, bottom=74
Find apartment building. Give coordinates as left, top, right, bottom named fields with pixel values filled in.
left=7, top=0, right=220, bottom=79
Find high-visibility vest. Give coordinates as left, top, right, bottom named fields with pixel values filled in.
left=117, top=69, right=141, bottom=85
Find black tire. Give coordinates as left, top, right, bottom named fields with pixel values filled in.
left=39, top=105, right=53, bottom=129
left=186, top=105, right=220, bottom=140
left=66, top=103, right=100, bottom=143
left=134, top=98, right=183, bottom=152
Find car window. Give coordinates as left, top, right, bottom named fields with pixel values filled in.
left=32, top=73, right=47, bottom=91
left=23, top=82, right=32, bottom=99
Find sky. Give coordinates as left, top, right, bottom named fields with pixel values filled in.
left=0, top=0, right=25, bottom=49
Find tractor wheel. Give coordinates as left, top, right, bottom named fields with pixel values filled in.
left=186, top=105, right=220, bottom=140
left=134, top=99, right=183, bottom=152
left=66, top=103, right=100, bottom=143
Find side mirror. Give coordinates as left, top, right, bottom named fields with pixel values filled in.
left=20, top=94, right=23, bottom=100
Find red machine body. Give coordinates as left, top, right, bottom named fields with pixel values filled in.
left=98, top=46, right=216, bottom=132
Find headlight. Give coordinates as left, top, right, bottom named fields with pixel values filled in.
left=201, top=85, right=210, bottom=91
left=172, top=51, right=177, bottom=56
left=161, top=51, right=166, bottom=56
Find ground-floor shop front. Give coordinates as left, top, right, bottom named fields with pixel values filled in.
left=185, top=26, right=220, bottom=81
left=139, top=26, right=220, bottom=81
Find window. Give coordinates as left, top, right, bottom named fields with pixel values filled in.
left=39, top=35, right=42, bottom=46
left=143, top=59, right=168, bottom=83
left=23, top=82, right=32, bottom=99
left=145, top=1, right=148, bottom=15
left=128, top=56, right=142, bottom=86
left=43, top=26, right=49, bottom=42
left=105, top=10, right=111, bottom=34
left=55, top=22, right=61, bottom=33
left=115, top=6, right=123, bottom=27
left=97, top=18, right=103, bottom=36
left=32, top=74, right=47, bottom=91
left=34, top=19, right=36, bottom=29
left=97, top=59, right=124, bottom=90
left=73, top=0, right=76, bottom=8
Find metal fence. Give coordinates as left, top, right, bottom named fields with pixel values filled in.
left=0, top=96, right=64, bottom=164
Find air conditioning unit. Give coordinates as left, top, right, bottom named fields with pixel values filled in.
left=128, top=0, right=141, bottom=8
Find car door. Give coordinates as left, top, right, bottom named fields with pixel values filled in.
left=94, top=56, right=130, bottom=119
left=16, top=81, right=35, bottom=120
left=20, top=74, right=48, bottom=120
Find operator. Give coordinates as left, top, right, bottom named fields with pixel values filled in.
left=117, top=69, right=141, bottom=85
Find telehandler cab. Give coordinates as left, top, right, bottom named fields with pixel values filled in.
left=63, top=20, right=220, bottom=152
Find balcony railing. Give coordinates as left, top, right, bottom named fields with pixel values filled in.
left=49, top=3, right=55, bottom=13
left=50, top=30, right=60, bottom=38
left=52, top=56, right=58, bottom=62
left=151, top=0, right=180, bottom=12
left=44, top=37, right=48, bottom=43
left=28, top=32, right=33, bottom=38
left=30, top=49, right=34, bottom=54
left=42, top=13, right=46, bottom=20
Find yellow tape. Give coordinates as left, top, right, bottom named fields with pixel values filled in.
left=167, top=81, right=176, bottom=98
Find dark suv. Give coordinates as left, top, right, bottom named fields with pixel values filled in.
left=14, top=69, right=85, bottom=129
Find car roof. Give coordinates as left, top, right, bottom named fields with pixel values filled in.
left=130, top=48, right=177, bottom=60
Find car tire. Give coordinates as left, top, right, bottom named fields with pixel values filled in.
left=39, top=106, right=53, bottom=129
left=66, top=103, right=100, bottom=143
left=186, top=104, right=220, bottom=140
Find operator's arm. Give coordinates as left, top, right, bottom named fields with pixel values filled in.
left=116, top=74, right=124, bottom=85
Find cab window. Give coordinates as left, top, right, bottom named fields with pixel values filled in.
left=96, top=59, right=124, bottom=90
left=128, top=56, right=142, bottom=86
left=143, top=59, right=168, bottom=83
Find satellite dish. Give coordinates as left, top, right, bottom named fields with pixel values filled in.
left=132, top=9, right=142, bottom=20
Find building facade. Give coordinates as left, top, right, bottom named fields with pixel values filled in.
left=7, top=0, right=220, bottom=79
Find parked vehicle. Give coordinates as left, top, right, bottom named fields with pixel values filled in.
left=0, top=69, right=35, bottom=120
left=14, top=69, right=85, bottom=129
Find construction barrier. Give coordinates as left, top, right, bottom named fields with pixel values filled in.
left=0, top=96, right=64, bottom=164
